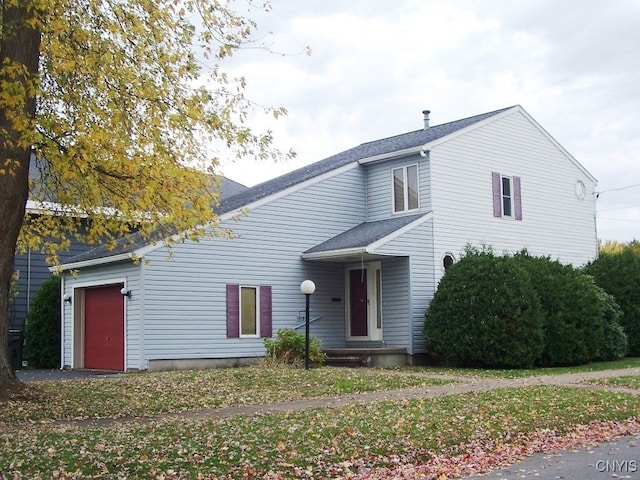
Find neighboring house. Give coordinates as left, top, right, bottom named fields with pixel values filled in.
left=11, top=161, right=247, bottom=337
left=55, top=105, right=598, bottom=371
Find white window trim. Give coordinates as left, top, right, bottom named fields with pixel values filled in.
left=392, top=164, right=420, bottom=214
left=239, top=285, right=260, bottom=338
left=501, top=175, right=514, bottom=219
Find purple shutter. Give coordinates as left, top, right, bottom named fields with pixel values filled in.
left=260, top=285, right=272, bottom=338
left=513, top=176, right=522, bottom=221
left=226, top=284, right=240, bottom=338
left=492, top=172, right=502, bottom=217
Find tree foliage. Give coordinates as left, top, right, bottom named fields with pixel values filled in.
left=584, top=247, right=640, bottom=356
left=0, top=0, right=295, bottom=386
left=514, top=251, right=605, bottom=366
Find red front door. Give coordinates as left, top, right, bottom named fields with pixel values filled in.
left=84, top=284, right=124, bottom=371
left=349, top=269, right=368, bottom=337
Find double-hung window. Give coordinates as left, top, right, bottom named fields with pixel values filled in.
left=226, top=284, right=272, bottom=338
left=240, top=286, right=258, bottom=337
left=392, top=164, right=419, bottom=213
left=502, top=176, right=513, bottom=217
left=492, top=171, right=522, bottom=220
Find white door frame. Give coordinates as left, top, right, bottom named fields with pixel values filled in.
left=346, top=262, right=383, bottom=341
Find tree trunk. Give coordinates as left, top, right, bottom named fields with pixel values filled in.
left=0, top=1, right=41, bottom=393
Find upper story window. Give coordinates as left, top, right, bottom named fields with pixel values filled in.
left=392, top=164, right=419, bottom=213
left=492, top=171, right=522, bottom=220
left=502, top=176, right=513, bottom=217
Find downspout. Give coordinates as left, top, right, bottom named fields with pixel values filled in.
left=26, top=248, right=31, bottom=314
left=407, top=257, right=413, bottom=356
left=60, top=274, right=64, bottom=370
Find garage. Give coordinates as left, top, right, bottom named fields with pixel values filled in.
left=84, top=284, right=125, bottom=371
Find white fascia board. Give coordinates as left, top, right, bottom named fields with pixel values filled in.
left=368, top=212, right=434, bottom=252
left=51, top=252, right=133, bottom=273
left=301, top=247, right=368, bottom=261
left=357, top=146, right=425, bottom=165
left=26, top=200, right=89, bottom=218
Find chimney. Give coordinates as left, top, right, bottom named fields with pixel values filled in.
left=422, top=109, right=430, bottom=129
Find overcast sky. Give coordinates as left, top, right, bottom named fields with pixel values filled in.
left=217, top=0, right=640, bottom=243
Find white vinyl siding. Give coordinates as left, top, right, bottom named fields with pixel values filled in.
left=430, top=108, right=597, bottom=288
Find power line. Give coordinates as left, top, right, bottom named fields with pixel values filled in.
left=598, top=183, right=640, bottom=194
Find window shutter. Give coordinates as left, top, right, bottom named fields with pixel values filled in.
left=513, top=176, right=522, bottom=221
left=260, top=285, right=272, bottom=338
left=491, top=172, right=502, bottom=217
left=226, top=284, right=240, bottom=338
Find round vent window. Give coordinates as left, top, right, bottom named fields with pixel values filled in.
left=575, top=181, right=586, bottom=200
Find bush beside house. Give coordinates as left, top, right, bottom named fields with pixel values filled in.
left=24, top=276, right=61, bottom=369
left=583, top=247, right=640, bottom=356
left=424, top=248, right=544, bottom=368
left=425, top=248, right=628, bottom=368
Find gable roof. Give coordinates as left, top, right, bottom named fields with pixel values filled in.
left=55, top=105, right=521, bottom=270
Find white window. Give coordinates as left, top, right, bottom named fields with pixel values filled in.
left=240, top=286, right=259, bottom=337
left=501, top=176, right=513, bottom=217
left=392, top=164, right=419, bottom=213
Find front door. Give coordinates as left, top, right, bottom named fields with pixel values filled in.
left=347, top=263, right=382, bottom=341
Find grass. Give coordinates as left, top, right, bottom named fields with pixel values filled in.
left=588, top=375, right=640, bottom=389
left=393, top=357, right=640, bottom=379
left=0, top=366, right=453, bottom=423
left=1, top=359, right=640, bottom=479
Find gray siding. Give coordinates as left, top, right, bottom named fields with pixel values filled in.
left=377, top=219, right=435, bottom=354
left=379, top=257, right=410, bottom=348
left=11, top=239, right=93, bottom=331
left=365, top=155, right=431, bottom=221
left=62, top=262, right=141, bottom=369
left=137, top=168, right=366, bottom=367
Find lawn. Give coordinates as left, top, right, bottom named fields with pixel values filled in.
left=2, top=361, right=640, bottom=479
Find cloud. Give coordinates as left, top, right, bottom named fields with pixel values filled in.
left=219, top=0, right=640, bottom=241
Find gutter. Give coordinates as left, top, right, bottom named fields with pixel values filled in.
left=50, top=252, right=134, bottom=273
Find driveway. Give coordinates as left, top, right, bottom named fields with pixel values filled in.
left=15, top=368, right=123, bottom=382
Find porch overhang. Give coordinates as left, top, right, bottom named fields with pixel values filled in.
left=301, top=212, right=433, bottom=262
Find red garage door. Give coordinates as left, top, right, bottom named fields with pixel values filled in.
left=84, top=284, right=124, bottom=371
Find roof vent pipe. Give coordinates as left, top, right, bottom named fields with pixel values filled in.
left=422, top=110, right=430, bottom=129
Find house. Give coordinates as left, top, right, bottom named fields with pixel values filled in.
left=55, top=105, right=598, bottom=371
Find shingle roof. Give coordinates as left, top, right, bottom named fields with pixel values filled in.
left=303, top=213, right=426, bottom=254
left=217, top=106, right=514, bottom=215
left=60, top=106, right=515, bottom=267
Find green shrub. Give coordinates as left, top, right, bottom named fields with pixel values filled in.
left=584, top=248, right=640, bottom=356
left=25, top=276, right=61, bottom=369
left=425, top=247, right=544, bottom=368
left=594, top=286, right=628, bottom=360
left=263, top=328, right=326, bottom=366
left=515, top=252, right=604, bottom=366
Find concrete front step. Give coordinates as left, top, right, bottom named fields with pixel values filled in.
left=323, top=347, right=408, bottom=368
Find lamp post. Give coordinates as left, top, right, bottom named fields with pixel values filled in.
left=300, top=280, right=316, bottom=370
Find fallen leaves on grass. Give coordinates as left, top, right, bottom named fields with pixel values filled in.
left=337, top=417, right=640, bottom=479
